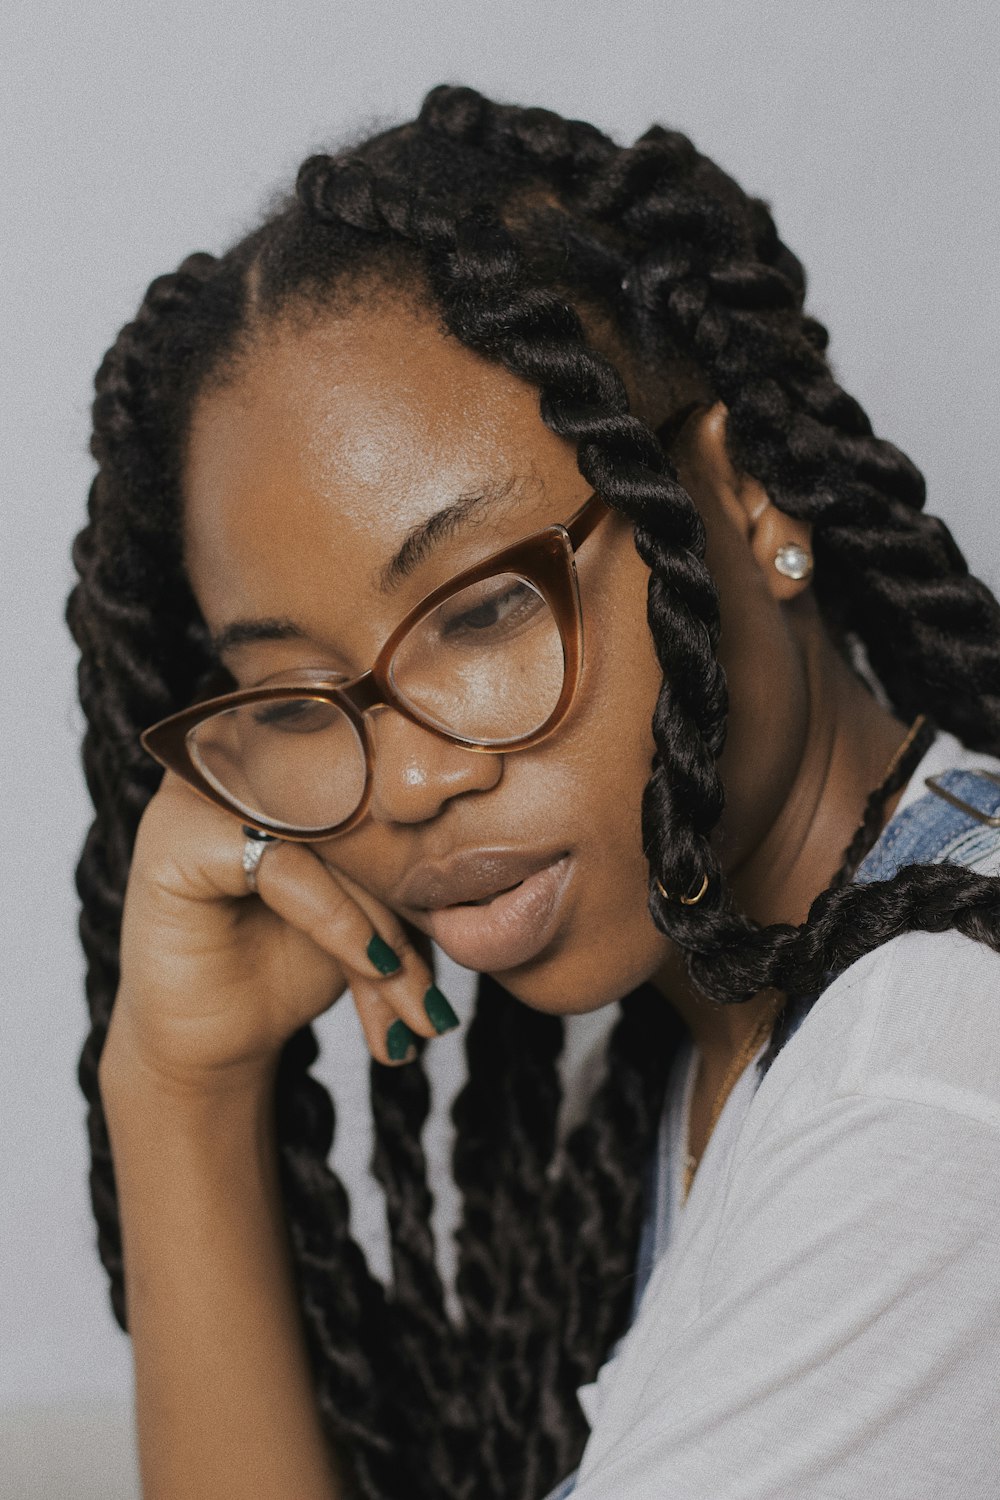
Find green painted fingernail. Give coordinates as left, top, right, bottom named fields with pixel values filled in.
left=423, top=985, right=459, bottom=1034
left=367, top=933, right=401, bottom=976
left=386, top=1018, right=418, bottom=1062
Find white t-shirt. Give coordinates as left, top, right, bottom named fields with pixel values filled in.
left=568, top=732, right=1000, bottom=1498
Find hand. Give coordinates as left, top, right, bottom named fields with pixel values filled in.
left=102, top=771, right=456, bottom=1095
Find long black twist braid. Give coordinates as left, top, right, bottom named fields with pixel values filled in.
left=449, top=978, right=566, bottom=1495
left=67, top=250, right=225, bottom=1327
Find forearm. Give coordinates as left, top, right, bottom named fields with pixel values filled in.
left=102, top=1043, right=350, bottom=1500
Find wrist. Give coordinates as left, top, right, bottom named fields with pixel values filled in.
left=100, top=1001, right=280, bottom=1123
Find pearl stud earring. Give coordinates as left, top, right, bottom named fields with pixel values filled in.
left=773, top=542, right=813, bottom=581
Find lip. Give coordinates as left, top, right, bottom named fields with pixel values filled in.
left=396, top=846, right=569, bottom=910
left=398, top=849, right=573, bottom=973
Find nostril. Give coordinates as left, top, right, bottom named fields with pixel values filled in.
left=366, top=711, right=504, bottom=826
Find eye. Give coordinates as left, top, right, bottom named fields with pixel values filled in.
left=250, top=697, right=337, bottom=734
left=438, top=577, right=545, bottom=639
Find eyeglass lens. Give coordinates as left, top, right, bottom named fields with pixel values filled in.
left=187, top=570, right=567, bottom=834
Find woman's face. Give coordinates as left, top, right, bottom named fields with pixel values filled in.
left=182, top=292, right=808, bottom=1014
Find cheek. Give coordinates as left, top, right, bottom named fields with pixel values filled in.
left=574, top=541, right=661, bottom=794
left=503, top=547, right=670, bottom=1012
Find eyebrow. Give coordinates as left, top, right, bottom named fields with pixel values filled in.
left=209, top=616, right=305, bottom=657
left=209, top=474, right=531, bottom=659
left=376, top=474, right=523, bottom=593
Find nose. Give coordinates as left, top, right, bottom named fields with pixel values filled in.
left=365, top=706, right=504, bottom=826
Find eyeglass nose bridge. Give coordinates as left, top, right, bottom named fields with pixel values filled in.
left=332, top=666, right=460, bottom=744
left=336, top=668, right=386, bottom=718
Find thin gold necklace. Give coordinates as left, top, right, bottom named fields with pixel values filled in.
left=682, top=1000, right=780, bottom=1201
left=681, top=713, right=928, bottom=1203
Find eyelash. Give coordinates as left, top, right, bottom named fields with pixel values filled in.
left=436, top=579, right=542, bottom=641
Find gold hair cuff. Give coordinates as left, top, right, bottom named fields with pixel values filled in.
left=655, top=871, right=710, bottom=906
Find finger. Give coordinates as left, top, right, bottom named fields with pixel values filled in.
left=253, top=841, right=460, bottom=1050
left=348, top=977, right=424, bottom=1066
left=359, top=963, right=460, bottom=1053
left=253, top=839, right=390, bottom=977
left=324, top=865, right=460, bottom=1044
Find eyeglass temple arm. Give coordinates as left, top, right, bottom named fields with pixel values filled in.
left=564, top=489, right=610, bottom=549
left=563, top=403, right=710, bottom=550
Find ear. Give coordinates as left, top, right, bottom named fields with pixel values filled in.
left=670, top=401, right=813, bottom=602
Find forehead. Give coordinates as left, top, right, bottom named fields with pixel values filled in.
left=182, top=297, right=580, bottom=646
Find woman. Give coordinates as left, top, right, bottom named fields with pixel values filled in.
left=68, top=85, right=1000, bottom=1498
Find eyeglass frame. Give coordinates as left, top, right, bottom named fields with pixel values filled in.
left=139, top=407, right=704, bottom=842
left=140, top=491, right=612, bottom=840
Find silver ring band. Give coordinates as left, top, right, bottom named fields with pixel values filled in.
left=241, top=825, right=278, bottom=894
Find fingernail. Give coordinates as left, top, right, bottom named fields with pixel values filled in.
left=423, top=984, right=459, bottom=1034
left=367, top=933, right=401, bottom=976
left=386, top=1018, right=418, bottom=1062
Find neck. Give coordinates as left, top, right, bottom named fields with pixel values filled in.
left=653, top=621, right=914, bottom=1070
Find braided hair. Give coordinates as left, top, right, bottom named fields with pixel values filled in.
left=67, top=85, right=1000, bottom=1499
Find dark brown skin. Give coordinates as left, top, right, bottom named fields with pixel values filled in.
left=101, top=289, right=913, bottom=1500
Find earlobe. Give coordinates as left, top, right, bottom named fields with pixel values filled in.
left=671, top=402, right=814, bottom=603
left=746, top=492, right=814, bottom=601
left=773, top=541, right=813, bottom=582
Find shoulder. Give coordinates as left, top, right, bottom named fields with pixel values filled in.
left=747, top=733, right=1000, bottom=1140
left=576, top=932, right=1000, bottom=1499
left=749, top=926, right=1000, bottom=1148
left=858, top=731, right=1000, bottom=883
left=706, top=927, right=1000, bottom=1313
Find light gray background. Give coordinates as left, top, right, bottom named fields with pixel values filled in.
left=4, top=2, right=998, bottom=1495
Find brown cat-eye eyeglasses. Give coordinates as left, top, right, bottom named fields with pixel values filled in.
left=141, top=490, right=611, bottom=840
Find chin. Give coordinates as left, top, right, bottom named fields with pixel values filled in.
left=490, top=931, right=667, bottom=1016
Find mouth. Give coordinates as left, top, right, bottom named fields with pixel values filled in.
left=400, top=850, right=573, bottom=973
